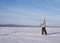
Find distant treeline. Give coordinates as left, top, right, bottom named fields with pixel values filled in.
left=0, top=24, right=60, bottom=28
left=0, top=24, right=39, bottom=27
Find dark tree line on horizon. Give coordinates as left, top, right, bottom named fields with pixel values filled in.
left=0, top=24, right=60, bottom=27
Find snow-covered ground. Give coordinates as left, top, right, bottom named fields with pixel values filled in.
left=0, top=27, right=60, bottom=43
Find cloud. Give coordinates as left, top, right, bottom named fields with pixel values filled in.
left=0, top=5, right=60, bottom=26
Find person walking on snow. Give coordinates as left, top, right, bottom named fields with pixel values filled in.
left=40, top=17, right=47, bottom=35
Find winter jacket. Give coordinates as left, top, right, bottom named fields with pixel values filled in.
left=40, top=17, right=46, bottom=27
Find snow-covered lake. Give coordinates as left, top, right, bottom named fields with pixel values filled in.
left=0, top=27, right=60, bottom=43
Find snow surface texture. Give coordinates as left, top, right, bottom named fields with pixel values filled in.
left=0, top=27, right=60, bottom=43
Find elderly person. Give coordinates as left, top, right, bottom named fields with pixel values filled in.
left=40, top=17, right=47, bottom=35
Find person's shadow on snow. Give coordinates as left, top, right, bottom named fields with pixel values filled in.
left=48, top=32, right=60, bottom=35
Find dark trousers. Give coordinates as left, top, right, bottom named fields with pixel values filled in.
left=42, top=27, right=47, bottom=35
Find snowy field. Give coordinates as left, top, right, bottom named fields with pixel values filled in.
left=0, top=27, right=60, bottom=43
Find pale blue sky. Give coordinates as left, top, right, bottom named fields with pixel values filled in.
left=0, top=0, right=60, bottom=26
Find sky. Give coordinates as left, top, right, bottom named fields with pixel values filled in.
left=0, top=0, right=60, bottom=26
